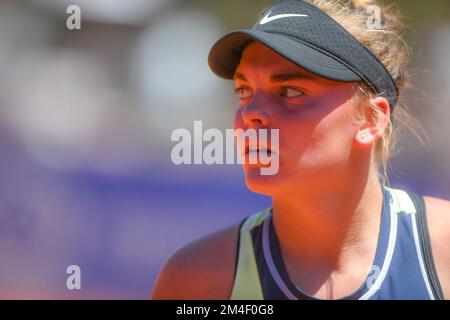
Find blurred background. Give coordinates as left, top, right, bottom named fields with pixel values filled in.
left=0, top=0, right=449, bottom=299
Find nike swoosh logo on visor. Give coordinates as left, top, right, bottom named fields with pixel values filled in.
left=260, top=11, right=308, bottom=25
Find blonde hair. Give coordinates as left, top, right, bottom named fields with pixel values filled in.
left=302, top=0, right=428, bottom=186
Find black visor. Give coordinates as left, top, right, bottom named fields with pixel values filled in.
left=208, top=0, right=399, bottom=109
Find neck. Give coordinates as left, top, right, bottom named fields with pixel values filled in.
left=271, top=168, right=384, bottom=270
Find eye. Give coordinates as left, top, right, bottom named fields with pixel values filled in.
left=234, top=87, right=253, bottom=100
left=280, top=87, right=306, bottom=99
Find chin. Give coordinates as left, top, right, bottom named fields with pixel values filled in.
left=243, top=166, right=283, bottom=196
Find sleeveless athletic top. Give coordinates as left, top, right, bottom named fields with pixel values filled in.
left=231, top=186, right=444, bottom=300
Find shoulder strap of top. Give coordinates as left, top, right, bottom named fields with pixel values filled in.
left=387, top=186, right=444, bottom=300
left=407, top=191, right=445, bottom=300
left=385, top=187, right=417, bottom=215
left=230, top=208, right=271, bottom=300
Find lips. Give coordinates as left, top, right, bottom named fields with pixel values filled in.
left=244, top=142, right=273, bottom=156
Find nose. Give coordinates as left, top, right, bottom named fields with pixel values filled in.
left=240, top=100, right=271, bottom=129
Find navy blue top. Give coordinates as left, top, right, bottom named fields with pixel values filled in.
left=247, top=186, right=442, bottom=300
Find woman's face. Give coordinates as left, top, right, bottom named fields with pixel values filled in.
left=233, top=41, right=363, bottom=196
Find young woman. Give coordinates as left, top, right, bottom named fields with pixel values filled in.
left=152, top=0, right=450, bottom=300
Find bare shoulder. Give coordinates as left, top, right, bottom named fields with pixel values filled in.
left=423, top=196, right=450, bottom=299
left=150, top=222, right=241, bottom=300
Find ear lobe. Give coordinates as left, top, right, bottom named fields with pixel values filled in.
left=355, top=128, right=380, bottom=146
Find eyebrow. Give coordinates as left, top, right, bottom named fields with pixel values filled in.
left=270, top=72, right=316, bottom=82
left=233, top=72, right=316, bottom=83
left=233, top=72, right=247, bottom=82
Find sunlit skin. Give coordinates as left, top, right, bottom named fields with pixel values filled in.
left=151, top=41, right=450, bottom=301
left=233, top=41, right=391, bottom=298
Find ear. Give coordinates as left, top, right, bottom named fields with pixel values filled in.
left=355, top=97, right=391, bottom=146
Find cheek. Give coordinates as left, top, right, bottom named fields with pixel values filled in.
left=233, top=108, right=244, bottom=129
left=277, top=105, right=325, bottom=158
left=309, top=113, right=356, bottom=162
left=284, top=104, right=357, bottom=166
